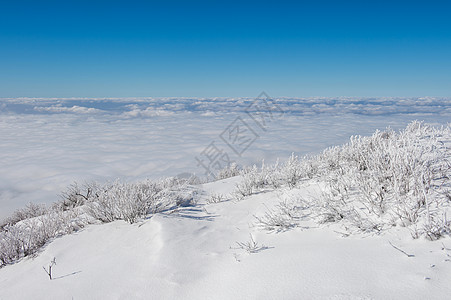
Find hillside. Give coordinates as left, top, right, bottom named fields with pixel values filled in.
left=1, top=121, right=450, bottom=299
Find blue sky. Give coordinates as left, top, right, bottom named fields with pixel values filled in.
left=1, top=0, right=450, bottom=97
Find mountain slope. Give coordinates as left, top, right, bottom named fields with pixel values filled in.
left=1, top=176, right=451, bottom=299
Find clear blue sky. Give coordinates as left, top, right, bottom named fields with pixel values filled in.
left=1, top=0, right=450, bottom=98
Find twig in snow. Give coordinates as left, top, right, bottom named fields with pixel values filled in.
left=43, top=257, right=57, bottom=280
left=234, top=234, right=270, bottom=254
left=388, top=241, right=415, bottom=257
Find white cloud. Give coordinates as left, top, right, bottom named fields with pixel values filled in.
left=122, top=107, right=175, bottom=118
left=34, top=105, right=102, bottom=114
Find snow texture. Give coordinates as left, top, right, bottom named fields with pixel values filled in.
left=1, top=177, right=451, bottom=299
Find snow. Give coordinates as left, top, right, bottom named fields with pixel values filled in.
left=1, top=177, right=451, bottom=299
left=1, top=98, right=451, bottom=299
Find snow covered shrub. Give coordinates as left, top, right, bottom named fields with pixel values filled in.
left=156, top=185, right=196, bottom=208
left=55, top=182, right=99, bottom=211
left=234, top=165, right=265, bottom=199
left=234, top=175, right=255, bottom=200
left=0, top=209, right=86, bottom=267
left=0, top=174, right=199, bottom=267
left=280, top=154, right=303, bottom=188
left=313, top=187, right=385, bottom=234
left=0, top=228, right=21, bottom=266
left=313, top=121, right=451, bottom=237
left=86, top=180, right=159, bottom=224
left=0, top=177, right=198, bottom=267
left=234, top=162, right=283, bottom=199
left=109, top=181, right=154, bottom=223
left=247, top=163, right=276, bottom=189
left=300, top=155, right=320, bottom=179
left=233, top=155, right=320, bottom=199
left=241, top=121, right=449, bottom=238
left=422, top=213, right=451, bottom=240
left=315, top=191, right=346, bottom=223
left=85, top=189, right=117, bottom=223
left=207, top=193, right=226, bottom=204
left=235, top=234, right=267, bottom=254
left=254, top=195, right=312, bottom=233
left=85, top=179, right=197, bottom=224
left=254, top=200, right=301, bottom=232
left=217, top=162, right=241, bottom=180
left=1, top=203, right=48, bottom=227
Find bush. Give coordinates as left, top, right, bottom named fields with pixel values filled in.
left=85, top=179, right=196, bottom=224
left=254, top=199, right=306, bottom=232
left=0, top=177, right=197, bottom=268
left=312, top=121, right=451, bottom=237
left=54, top=182, right=98, bottom=211
left=217, top=162, right=241, bottom=180
left=0, top=209, right=86, bottom=267
left=240, top=121, right=451, bottom=239
left=1, top=203, right=48, bottom=228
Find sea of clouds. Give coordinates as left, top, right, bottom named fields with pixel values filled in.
left=1, top=96, right=450, bottom=219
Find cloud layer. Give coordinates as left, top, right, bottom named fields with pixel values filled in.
left=0, top=97, right=450, bottom=219
left=1, top=97, right=451, bottom=117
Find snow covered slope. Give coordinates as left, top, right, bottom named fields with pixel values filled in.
left=1, top=176, right=451, bottom=299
